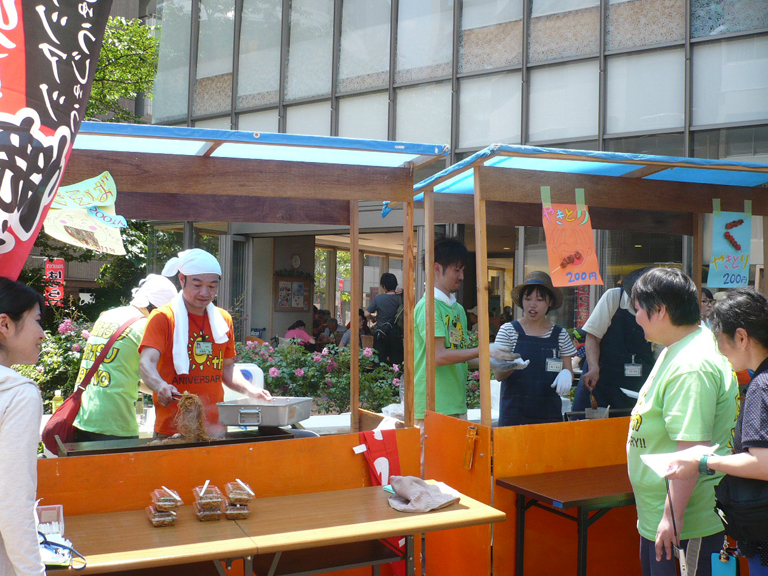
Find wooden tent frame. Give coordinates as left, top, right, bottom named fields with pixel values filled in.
left=63, top=127, right=444, bottom=430
left=419, top=148, right=768, bottom=426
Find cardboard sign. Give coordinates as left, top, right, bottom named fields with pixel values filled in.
left=542, top=203, right=603, bottom=287
left=708, top=210, right=751, bottom=288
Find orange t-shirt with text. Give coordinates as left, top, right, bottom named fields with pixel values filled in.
left=139, top=304, right=236, bottom=435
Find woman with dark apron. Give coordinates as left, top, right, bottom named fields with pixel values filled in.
left=494, top=271, right=576, bottom=426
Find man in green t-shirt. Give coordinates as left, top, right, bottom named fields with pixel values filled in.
left=627, top=268, right=738, bottom=576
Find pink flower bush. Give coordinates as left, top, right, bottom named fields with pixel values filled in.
left=313, top=354, right=323, bottom=363
left=326, top=377, right=332, bottom=386
left=245, top=340, right=257, bottom=349
left=363, top=347, right=373, bottom=357
left=294, top=368, right=305, bottom=377
left=471, top=371, right=480, bottom=381
left=392, top=364, right=399, bottom=372
left=393, top=377, right=401, bottom=386
left=37, top=366, right=45, bottom=373
left=326, top=364, right=334, bottom=373
left=321, top=348, right=329, bottom=356
left=81, top=329, right=91, bottom=340
left=269, top=367, right=280, bottom=378
left=268, top=357, right=274, bottom=362
left=57, top=319, right=75, bottom=335
left=71, top=344, right=81, bottom=353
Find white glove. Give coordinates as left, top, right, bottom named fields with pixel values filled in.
left=490, top=357, right=530, bottom=372
left=489, top=343, right=521, bottom=363
left=551, top=369, right=572, bottom=396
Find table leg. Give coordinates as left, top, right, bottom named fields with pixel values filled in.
left=577, top=507, right=588, bottom=576
left=405, top=535, right=415, bottom=576
left=516, top=493, right=526, bottom=576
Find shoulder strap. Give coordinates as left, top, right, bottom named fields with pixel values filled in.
left=76, top=311, right=143, bottom=392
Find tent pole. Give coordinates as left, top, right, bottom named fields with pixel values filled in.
left=404, top=200, right=415, bottom=427
left=425, top=188, right=436, bottom=414
left=350, top=200, right=360, bottom=432
left=473, top=169, right=492, bottom=428
left=693, top=213, right=703, bottom=294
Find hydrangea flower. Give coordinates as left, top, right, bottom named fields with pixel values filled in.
left=58, top=319, right=75, bottom=335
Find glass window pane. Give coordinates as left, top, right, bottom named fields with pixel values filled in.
left=363, top=255, right=382, bottom=309
left=693, top=126, right=768, bottom=163
left=606, top=0, right=685, bottom=51
left=389, top=257, right=403, bottom=288
left=528, top=60, right=598, bottom=143
left=459, top=72, right=521, bottom=148
left=692, top=37, right=768, bottom=127
left=285, top=0, right=334, bottom=101
left=460, top=0, right=523, bottom=73
left=194, top=117, right=231, bottom=129
left=338, top=93, right=389, bottom=140
left=193, top=0, right=235, bottom=117
left=238, top=0, right=282, bottom=109
left=339, top=0, right=390, bottom=92
left=314, top=248, right=330, bottom=310
left=692, top=0, right=768, bottom=39
left=606, top=49, right=684, bottom=134
left=605, top=133, right=684, bottom=156
left=529, top=0, right=599, bottom=63
left=154, top=0, right=192, bottom=123
left=396, top=0, right=454, bottom=83
left=238, top=109, right=279, bottom=132
left=546, top=140, right=600, bottom=150
left=285, top=101, right=331, bottom=136
left=395, top=82, right=452, bottom=144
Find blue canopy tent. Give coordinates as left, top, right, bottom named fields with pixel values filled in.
left=402, top=144, right=768, bottom=427
left=64, top=122, right=449, bottom=429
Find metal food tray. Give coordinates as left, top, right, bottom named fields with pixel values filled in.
left=217, top=396, right=312, bottom=427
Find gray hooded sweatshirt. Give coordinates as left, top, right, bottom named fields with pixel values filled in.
left=0, top=365, right=45, bottom=576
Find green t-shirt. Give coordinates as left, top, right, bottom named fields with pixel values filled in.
left=627, top=327, right=738, bottom=541
left=414, top=290, right=470, bottom=419
left=73, top=306, right=146, bottom=437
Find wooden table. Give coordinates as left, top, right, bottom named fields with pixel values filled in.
left=496, top=464, right=635, bottom=576
left=64, top=484, right=506, bottom=575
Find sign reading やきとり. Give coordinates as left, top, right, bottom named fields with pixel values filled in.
left=707, top=200, right=751, bottom=288
left=541, top=187, right=603, bottom=288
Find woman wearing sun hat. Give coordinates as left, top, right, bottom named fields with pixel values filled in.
left=494, top=271, right=576, bottom=426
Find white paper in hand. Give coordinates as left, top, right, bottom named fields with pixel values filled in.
left=640, top=444, right=718, bottom=478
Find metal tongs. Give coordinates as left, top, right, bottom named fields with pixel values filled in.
left=171, top=393, right=183, bottom=402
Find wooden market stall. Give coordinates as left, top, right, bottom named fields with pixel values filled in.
left=38, top=123, right=455, bottom=575
left=410, top=144, right=768, bottom=576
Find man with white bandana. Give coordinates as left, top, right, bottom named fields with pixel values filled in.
left=139, top=249, right=271, bottom=437
left=73, top=274, right=177, bottom=441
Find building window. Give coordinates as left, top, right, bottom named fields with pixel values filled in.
left=528, top=0, right=600, bottom=64
left=285, top=0, right=334, bottom=101
left=459, top=0, right=523, bottom=72
left=459, top=72, right=522, bottom=148
left=237, top=0, right=282, bottom=109
left=285, top=101, right=332, bottom=136
left=154, top=0, right=192, bottom=123
left=692, top=36, right=768, bottom=127
left=238, top=109, right=280, bottom=132
left=395, top=82, right=452, bottom=144
left=528, top=59, right=599, bottom=143
left=338, top=0, right=390, bottom=93
left=396, top=0, right=454, bottom=83
left=606, top=0, right=685, bottom=52
left=193, top=0, right=235, bottom=117
left=604, top=133, right=684, bottom=156
left=338, top=93, right=389, bottom=140
left=691, top=0, right=768, bottom=39
left=692, top=125, right=768, bottom=161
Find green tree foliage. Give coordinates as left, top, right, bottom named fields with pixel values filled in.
left=86, top=16, right=158, bottom=123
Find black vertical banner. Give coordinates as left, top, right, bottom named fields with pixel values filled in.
left=0, top=0, right=112, bottom=280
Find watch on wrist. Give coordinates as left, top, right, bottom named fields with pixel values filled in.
left=699, top=454, right=715, bottom=475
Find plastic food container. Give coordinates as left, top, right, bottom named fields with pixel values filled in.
left=193, top=485, right=223, bottom=509
left=151, top=488, right=183, bottom=511
left=146, top=505, right=177, bottom=527
left=193, top=501, right=221, bottom=522
left=224, top=502, right=250, bottom=520
left=225, top=481, right=254, bottom=505
left=216, top=397, right=312, bottom=426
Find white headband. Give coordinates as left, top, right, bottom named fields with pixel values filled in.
left=130, top=274, right=177, bottom=309
left=161, top=248, right=221, bottom=277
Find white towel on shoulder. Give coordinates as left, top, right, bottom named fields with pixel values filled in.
left=170, top=292, right=230, bottom=375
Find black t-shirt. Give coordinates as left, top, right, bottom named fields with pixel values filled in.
left=366, top=293, right=400, bottom=325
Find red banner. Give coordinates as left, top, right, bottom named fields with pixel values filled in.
left=0, top=0, right=113, bottom=280
left=44, top=258, right=65, bottom=306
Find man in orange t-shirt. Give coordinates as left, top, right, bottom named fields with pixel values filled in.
left=139, top=249, right=271, bottom=437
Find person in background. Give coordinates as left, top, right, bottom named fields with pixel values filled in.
left=700, top=287, right=715, bottom=327
left=73, top=274, right=177, bottom=441
left=139, top=249, right=271, bottom=438
left=572, top=328, right=587, bottom=370
left=466, top=307, right=479, bottom=332
left=573, top=267, right=656, bottom=412
left=318, top=318, right=339, bottom=346
left=285, top=320, right=315, bottom=346
left=366, top=272, right=404, bottom=366
left=494, top=271, right=575, bottom=426
left=0, top=277, right=46, bottom=576
left=627, top=268, right=737, bottom=576
left=665, top=288, right=768, bottom=575
left=340, top=309, right=370, bottom=348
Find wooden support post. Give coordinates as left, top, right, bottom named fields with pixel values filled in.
left=350, top=200, right=361, bottom=432
left=473, top=169, right=492, bottom=428
left=404, top=200, right=416, bottom=427
left=693, top=212, right=703, bottom=293
left=762, top=216, right=768, bottom=296
left=425, top=189, right=436, bottom=414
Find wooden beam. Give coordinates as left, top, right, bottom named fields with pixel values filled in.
left=693, top=213, right=704, bottom=293
left=473, top=169, right=492, bottom=428
left=476, top=165, right=768, bottom=215
left=114, top=193, right=351, bottom=224
left=403, top=200, right=415, bottom=428
left=350, top=201, right=360, bottom=433
left=425, top=189, right=436, bottom=414
left=63, top=150, right=415, bottom=202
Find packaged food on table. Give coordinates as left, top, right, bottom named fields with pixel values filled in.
left=193, top=484, right=223, bottom=509
left=224, top=501, right=251, bottom=520
left=146, top=505, right=177, bottom=527
left=225, top=481, right=254, bottom=505
left=193, top=501, right=222, bottom=522
left=151, top=487, right=183, bottom=511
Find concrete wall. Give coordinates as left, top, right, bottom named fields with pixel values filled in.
left=250, top=237, right=274, bottom=340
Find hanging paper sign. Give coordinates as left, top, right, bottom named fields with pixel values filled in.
left=44, top=258, right=65, bottom=307
left=50, top=172, right=118, bottom=210
left=542, top=203, right=603, bottom=287
left=708, top=211, right=751, bottom=288
left=0, top=0, right=113, bottom=280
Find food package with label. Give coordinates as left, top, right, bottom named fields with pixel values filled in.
left=193, top=484, right=223, bottom=509
left=146, top=505, right=177, bottom=527
left=193, top=501, right=222, bottom=522
left=225, top=481, right=254, bottom=505
left=151, top=488, right=183, bottom=511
